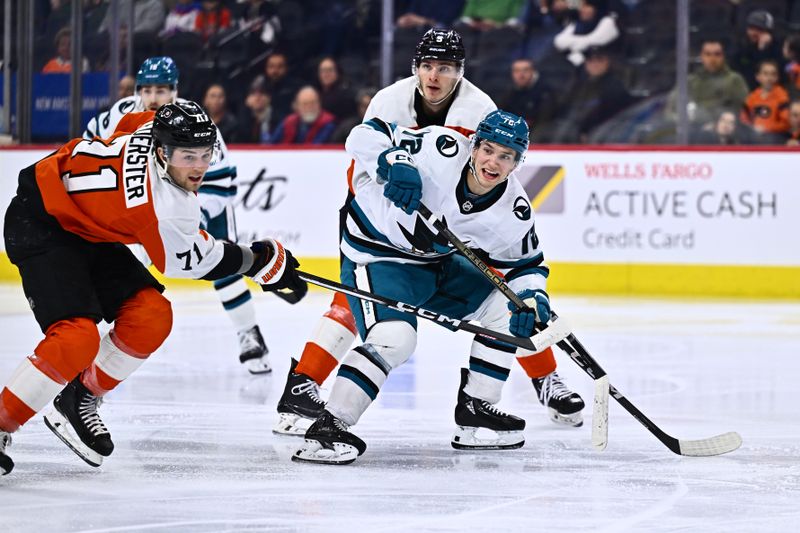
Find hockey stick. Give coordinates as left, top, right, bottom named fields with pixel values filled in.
left=417, top=202, right=741, bottom=457
left=294, top=270, right=570, bottom=354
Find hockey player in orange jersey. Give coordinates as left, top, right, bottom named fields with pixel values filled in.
left=0, top=101, right=306, bottom=475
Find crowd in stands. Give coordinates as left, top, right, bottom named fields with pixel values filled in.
left=21, top=0, right=800, bottom=145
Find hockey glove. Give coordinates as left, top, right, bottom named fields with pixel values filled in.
left=246, top=239, right=308, bottom=303
left=508, top=289, right=551, bottom=338
left=377, top=147, right=422, bottom=215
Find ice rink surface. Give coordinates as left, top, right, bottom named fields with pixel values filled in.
left=1, top=284, right=798, bottom=532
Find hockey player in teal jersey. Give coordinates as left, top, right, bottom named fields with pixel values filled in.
left=293, top=110, right=581, bottom=465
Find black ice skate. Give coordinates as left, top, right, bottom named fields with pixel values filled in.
left=533, top=371, right=585, bottom=427
left=44, top=378, right=114, bottom=467
left=238, top=325, right=271, bottom=375
left=273, top=358, right=326, bottom=436
left=0, top=430, right=13, bottom=475
left=452, top=368, right=526, bottom=450
left=292, top=410, right=366, bottom=465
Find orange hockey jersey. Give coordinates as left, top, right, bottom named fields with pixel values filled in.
left=31, top=112, right=227, bottom=278
left=740, top=85, right=790, bottom=134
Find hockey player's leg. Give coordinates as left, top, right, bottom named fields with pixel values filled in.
left=293, top=320, right=416, bottom=465
left=518, top=349, right=585, bottom=427
left=214, top=275, right=270, bottom=374
left=274, top=293, right=357, bottom=435
left=0, top=317, right=100, bottom=470
left=205, top=205, right=271, bottom=374
left=452, top=345, right=526, bottom=450
left=46, top=287, right=173, bottom=466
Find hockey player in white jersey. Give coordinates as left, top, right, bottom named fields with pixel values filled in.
left=277, top=29, right=583, bottom=435
left=293, top=110, right=574, bottom=464
left=85, top=57, right=273, bottom=374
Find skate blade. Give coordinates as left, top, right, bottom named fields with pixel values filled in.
left=245, top=358, right=272, bottom=375
left=451, top=426, right=525, bottom=450
left=291, top=439, right=359, bottom=465
left=43, top=409, right=104, bottom=468
left=548, top=408, right=584, bottom=428
left=272, top=413, right=312, bottom=436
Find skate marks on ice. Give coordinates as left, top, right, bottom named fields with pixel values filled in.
left=0, top=289, right=799, bottom=531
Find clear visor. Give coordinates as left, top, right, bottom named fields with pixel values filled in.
left=161, top=143, right=220, bottom=169
left=413, top=59, right=464, bottom=80
left=135, top=85, right=177, bottom=111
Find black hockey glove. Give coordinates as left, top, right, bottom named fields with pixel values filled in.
left=246, top=239, right=308, bottom=303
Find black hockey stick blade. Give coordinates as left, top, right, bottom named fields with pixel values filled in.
left=416, top=203, right=741, bottom=457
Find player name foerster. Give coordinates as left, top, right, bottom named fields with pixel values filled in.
left=123, top=125, right=152, bottom=208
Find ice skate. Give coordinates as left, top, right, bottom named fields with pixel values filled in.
left=292, top=410, right=366, bottom=465
left=0, top=431, right=13, bottom=475
left=452, top=368, right=526, bottom=450
left=238, top=325, right=271, bottom=375
left=273, top=358, right=326, bottom=436
left=44, top=378, right=114, bottom=467
left=533, top=371, right=585, bottom=427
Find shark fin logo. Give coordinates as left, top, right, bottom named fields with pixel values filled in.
left=435, top=134, right=459, bottom=157
left=399, top=215, right=452, bottom=253
left=513, top=196, right=531, bottom=220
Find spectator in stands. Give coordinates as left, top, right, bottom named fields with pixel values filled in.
left=233, top=0, right=281, bottom=53
left=98, top=0, right=165, bottom=36
left=315, top=57, right=356, bottom=123
left=262, top=52, right=302, bottom=132
left=732, top=9, right=784, bottom=90
left=118, top=75, right=135, bottom=99
left=457, top=0, right=525, bottom=31
left=785, top=100, right=800, bottom=146
left=239, top=76, right=273, bottom=143
left=691, top=109, right=751, bottom=145
left=269, top=86, right=336, bottom=144
left=203, top=83, right=240, bottom=143
left=783, top=35, right=800, bottom=100
left=330, top=87, right=376, bottom=143
left=160, top=0, right=200, bottom=38
left=498, top=58, right=556, bottom=139
left=666, top=39, right=749, bottom=129
left=195, top=0, right=232, bottom=42
left=41, top=27, right=90, bottom=74
left=519, top=0, right=576, bottom=62
left=553, top=0, right=619, bottom=66
left=396, top=1, right=465, bottom=29
left=740, top=60, right=790, bottom=142
left=551, top=45, right=632, bottom=142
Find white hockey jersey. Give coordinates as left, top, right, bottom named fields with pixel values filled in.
left=342, top=119, right=548, bottom=293
left=32, top=112, right=233, bottom=279
left=364, top=76, right=496, bottom=135
left=84, top=96, right=236, bottom=221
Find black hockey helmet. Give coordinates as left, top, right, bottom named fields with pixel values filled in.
left=152, top=101, right=217, bottom=149
left=413, top=28, right=465, bottom=68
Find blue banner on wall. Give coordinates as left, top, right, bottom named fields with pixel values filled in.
left=0, top=72, right=111, bottom=140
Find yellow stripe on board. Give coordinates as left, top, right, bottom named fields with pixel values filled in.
left=1, top=253, right=799, bottom=299
left=530, top=167, right=565, bottom=211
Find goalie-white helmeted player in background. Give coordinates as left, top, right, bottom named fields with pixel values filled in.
left=85, top=57, right=272, bottom=374
left=294, top=110, right=575, bottom=465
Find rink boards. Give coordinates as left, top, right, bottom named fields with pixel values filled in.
left=1, top=145, right=798, bottom=298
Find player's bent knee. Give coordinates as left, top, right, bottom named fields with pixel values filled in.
left=114, top=288, right=173, bottom=355
left=35, top=317, right=101, bottom=380
left=364, top=320, right=417, bottom=368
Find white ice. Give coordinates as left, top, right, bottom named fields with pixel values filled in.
left=1, top=285, right=798, bottom=532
